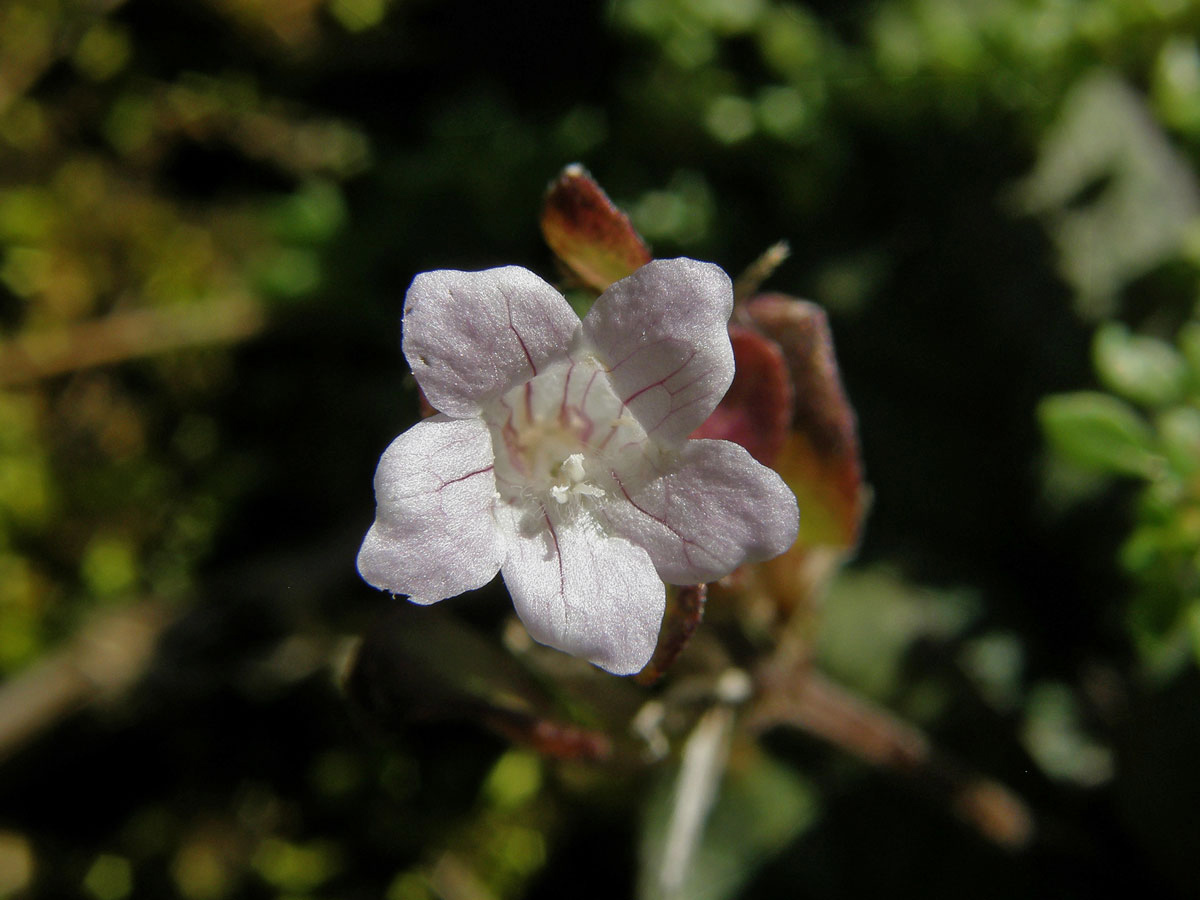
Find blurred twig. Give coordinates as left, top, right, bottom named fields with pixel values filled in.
left=430, top=854, right=498, bottom=900
left=748, top=663, right=1035, bottom=849
left=0, top=601, right=172, bottom=761
left=733, top=241, right=790, bottom=306
left=654, top=669, right=751, bottom=900
left=657, top=703, right=736, bottom=900
left=0, top=297, right=265, bottom=386
left=635, top=584, right=707, bottom=686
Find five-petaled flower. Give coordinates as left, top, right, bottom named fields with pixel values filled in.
left=357, top=258, right=799, bottom=675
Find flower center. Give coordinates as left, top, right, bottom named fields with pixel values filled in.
left=485, top=358, right=648, bottom=510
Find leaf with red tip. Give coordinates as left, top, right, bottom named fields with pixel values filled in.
left=691, top=325, right=793, bottom=466
left=541, top=164, right=652, bottom=292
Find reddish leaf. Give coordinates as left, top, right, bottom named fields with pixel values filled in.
left=691, top=325, right=793, bottom=466
left=747, top=294, right=865, bottom=549
left=541, top=164, right=652, bottom=292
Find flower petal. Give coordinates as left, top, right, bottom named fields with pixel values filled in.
left=582, top=258, right=734, bottom=445
left=601, top=439, right=799, bottom=584
left=500, top=509, right=665, bottom=675
left=357, top=415, right=504, bottom=602
left=403, top=267, right=580, bottom=417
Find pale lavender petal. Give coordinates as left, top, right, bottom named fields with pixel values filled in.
left=582, top=258, right=734, bottom=445
left=499, top=509, right=665, bottom=675
left=403, top=266, right=580, bottom=417
left=357, top=416, right=504, bottom=603
left=600, top=439, right=799, bottom=584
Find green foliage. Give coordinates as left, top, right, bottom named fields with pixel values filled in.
left=1042, top=320, right=1200, bottom=680
left=1024, top=37, right=1200, bottom=681
left=818, top=567, right=979, bottom=704
left=0, top=0, right=367, bottom=674
left=1094, top=323, right=1188, bottom=407
left=1021, top=682, right=1114, bottom=786
left=1039, top=392, right=1160, bottom=478
left=1018, top=70, right=1199, bottom=316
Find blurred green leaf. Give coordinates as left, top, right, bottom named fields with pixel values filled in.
left=1188, top=602, right=1200, bottom=667
left=251, top=838, right=341, bottom=894
left=1152, top=35, right=1200, bottom=137
left=81, top=534, right=137, bottom=599
left=82, top=855, right=132, bottom=900
left=1157, top=406, right=1200, bottom=476
left=268, top=180, right=347, bottom=245
left=1021, top=682, right=1113, bottom=787
left=1017, top=71, right=1200, bottom=317
left=1121, top=522, right=1169, bottom=575
left=71, top=22, right=131, bottom=82
left=1178, top=321, right=1200, bottom=389
left=1093, top=323, right=1187, bottom=408
left=328, top=0, right=391, bottom=33
left=629, top=170, right=715, bottom=247
left=483, top=751, right=543, bottom=811
left=816, top=567, right=978, bottom=702
left=1128, top=587, right=1197, bottom=683
left=251, top=247, right=321, bottom=299
left=1039, top=391, right=1160, bottom=478
left=958, top=631, right=1024, bottom=713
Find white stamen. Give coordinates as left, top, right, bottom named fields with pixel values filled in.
left=486, top=359, right=643, bottom=510
left=562, top=452, right=587, bottom=483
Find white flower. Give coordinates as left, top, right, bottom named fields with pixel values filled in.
left=357, top=258, right=799, bottom=675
